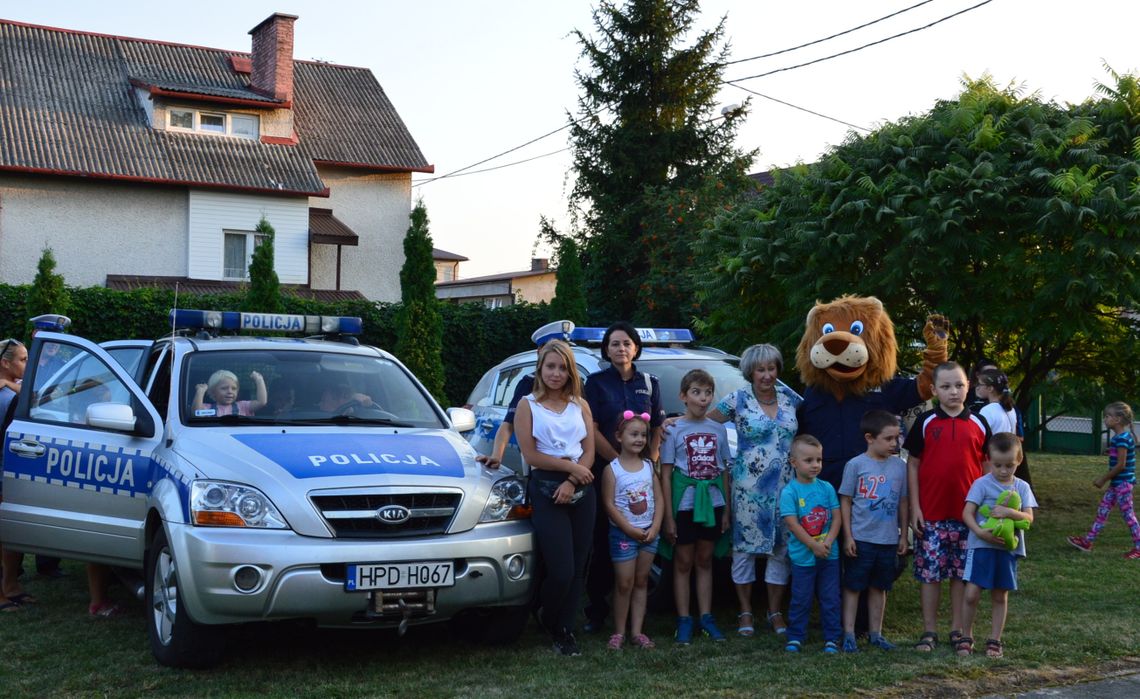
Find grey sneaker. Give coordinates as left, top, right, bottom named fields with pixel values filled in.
left=553, top=629, right=581, bottom=656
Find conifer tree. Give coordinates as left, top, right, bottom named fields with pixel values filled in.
left=395, top=201, right=446, bottom=402
left=244, top=216, right=282, bottom=313
left=25, top=246, right=70, bottom=337
left=550, top=236, right=588, bottom=324
left=569, top=0, right=752, bottom=323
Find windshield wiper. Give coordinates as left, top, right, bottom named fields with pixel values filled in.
left=326, top=415, right=415, bottom=427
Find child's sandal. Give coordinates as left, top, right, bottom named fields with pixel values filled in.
left=767, top=610, right=787, bottom=636
left=954, top=636, right=975, bottom=657
left=985, top=638, right=1003, bottom=658
left=606, top=633, right=625, bottom=650
left=913, top=631, right=937, bottom=652
left=737, top=611, right=755, bottom=637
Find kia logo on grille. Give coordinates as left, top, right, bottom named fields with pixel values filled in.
left=375, top=504, right=411, bottom=525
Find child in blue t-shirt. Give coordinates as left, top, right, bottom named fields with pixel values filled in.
left=960, top=433, right=1037, bottom=658
left=780, top=434, right=841, bottom=653
left=1067, top=401, right=1140, bottom=558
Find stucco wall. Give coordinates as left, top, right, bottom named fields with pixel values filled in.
left=0, top=176, right=188, bottom=286
left=513, top=273, right=556, bottom=304
left=309, top=167, right=411, bottom=302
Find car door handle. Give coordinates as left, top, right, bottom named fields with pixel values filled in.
left=9, top=439, right=46, bottom=458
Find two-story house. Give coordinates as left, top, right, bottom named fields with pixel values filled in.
left=0, top=12, right=432, bottom=301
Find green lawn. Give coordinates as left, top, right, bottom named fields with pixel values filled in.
left=1, top=453, right=1138, bottom=698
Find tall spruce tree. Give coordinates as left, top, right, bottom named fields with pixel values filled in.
left=569, top=0, right=752, bottom=323
left=26, top=246, right=70, bottom=337
left=395, top=201, right=446, bottom=402
left=244, top=216, right=282, bottom=313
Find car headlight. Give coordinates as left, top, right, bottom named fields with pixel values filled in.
left=479, top=476, right=530, bottom=522
left=191, top=481, right=289, bottom=529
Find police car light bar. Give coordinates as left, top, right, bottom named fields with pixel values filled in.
left=30, top=314, right=72, bottom=333
left=170, top=310, right=363, bottom=335
left=568, top=327, right=694, bottom=344
left=531, top=320, right=575, bottom=346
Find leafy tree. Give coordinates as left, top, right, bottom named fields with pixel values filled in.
left=25, top=246, right=70, bottom=337
left=569, top=0, right=752, bottom=324
left=244, top=216, right=282, bottom=313
left=695, top=72, right=1140, bottom=419
left=395, top=201, right=446, bottom=402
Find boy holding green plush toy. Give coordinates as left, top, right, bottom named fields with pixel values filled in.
left=959, top=433, right=1037, bottom=658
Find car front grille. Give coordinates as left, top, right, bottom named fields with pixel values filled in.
left=311, top=490, right=461, bottom=538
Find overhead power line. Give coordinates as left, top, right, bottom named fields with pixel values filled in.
left=725, top=0, right=936, bottom=66
left=729, top=84, right=871, bottom=132
left=412, top=147, right=570, bottom=185
left=725, top=0, right=995, bottom=84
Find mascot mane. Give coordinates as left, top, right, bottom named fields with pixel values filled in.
left=795, top=295, right=898, bottom=400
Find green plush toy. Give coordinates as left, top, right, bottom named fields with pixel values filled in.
left=979, top=490, right=1030, bottom=550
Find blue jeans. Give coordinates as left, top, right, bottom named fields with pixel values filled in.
left=787, top=558, right=841, bottom=643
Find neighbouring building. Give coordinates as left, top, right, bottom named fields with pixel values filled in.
left=433, top=248, right=468, bottom=283
left=0, top=12, right=432, bottom=301
left=435, top=258, right=555, bottom=308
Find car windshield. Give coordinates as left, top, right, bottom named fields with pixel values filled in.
left=181, top=349, right=446, bottom=428
left=638, top=357, right=751, bottom=416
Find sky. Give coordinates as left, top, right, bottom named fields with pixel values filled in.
left=6, top=1, right=1140, bottom=277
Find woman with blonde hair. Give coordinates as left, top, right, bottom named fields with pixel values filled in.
left=514, top=340, right=596, bottom=656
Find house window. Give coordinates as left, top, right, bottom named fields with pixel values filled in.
left=167, top=109, right=259, bottom=140
left=223, top=230, right=267, bottom=279
left=199, top=112, right=226, bottom=134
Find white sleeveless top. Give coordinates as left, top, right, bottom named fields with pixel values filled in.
left=524, top=394, right=586, bottom=462
left=979, top=402, right=1016, bottom=435
left=609, top=458, right=656, bottom=529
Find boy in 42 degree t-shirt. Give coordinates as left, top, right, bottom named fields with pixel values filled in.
left=904, top=362, right=991, bottom=653
left=780, top=434, right=842, bottom=654
left=838, top=409, right=909, bottom=653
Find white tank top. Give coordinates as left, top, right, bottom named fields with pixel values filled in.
left=524, top=394, right=586, bottom=462
left=609, top=458, right=656, bottom=529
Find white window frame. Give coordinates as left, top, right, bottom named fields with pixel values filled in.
left=223, top=230, right=268, bottom=280
left=167, top=108, right=260, bottom=140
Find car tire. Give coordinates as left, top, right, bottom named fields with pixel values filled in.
left=450, top=605, right=530, bottom=645
left=146, top=527, right=224, bottom=668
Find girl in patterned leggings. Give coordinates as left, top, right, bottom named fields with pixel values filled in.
left=1068, top=402, right=1140, bottom=559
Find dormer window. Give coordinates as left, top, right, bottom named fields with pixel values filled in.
left=168, top=108, right=259, bottom=140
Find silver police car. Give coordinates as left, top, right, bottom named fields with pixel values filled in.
left=463, top=322, right=750, bottom=475
left=1, top=310, right=534, bottom=668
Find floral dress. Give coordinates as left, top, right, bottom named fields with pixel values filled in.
left=716, top=384, right=802, bottom=556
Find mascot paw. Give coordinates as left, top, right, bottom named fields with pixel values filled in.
left=924, top=314, right=950, bottom=344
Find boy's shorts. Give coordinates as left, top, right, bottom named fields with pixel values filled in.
left=843, top=540, right=899, bottom=592
left=609, top=524, right=659, bottom=562
left=674, top=507, right=725, bottom=545
left=963, top=547, right=1018, bottom=591
left=913, top=519, right=968, bottom=583
left=731, top=546, right=791, bottom=585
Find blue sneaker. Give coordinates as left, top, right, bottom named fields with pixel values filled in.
left=822, top=640, right=839, bottom=654
left=675, top=616, right=694, bottom=645
left=842, top=635, right=860, bottom=653
left=869, top=634, right=897, bottom=651
left=784, top=639, right=802, bottom=653
left=699, top=613, right=726, bottom=642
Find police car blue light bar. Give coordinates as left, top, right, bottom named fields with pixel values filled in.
left=170, top=310, right=363, bottom=335
left=30, top=314, right=72, bottom=333
left=568, top=327, right=694, bottom=344
left=531, top=320, right=575, bottom=346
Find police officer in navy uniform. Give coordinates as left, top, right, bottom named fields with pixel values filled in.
left=582, top=322, right=664, bottom=632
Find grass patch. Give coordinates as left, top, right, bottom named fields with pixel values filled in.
left=1, top=453, right=1138, bottom=697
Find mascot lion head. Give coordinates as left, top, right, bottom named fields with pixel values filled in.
left=796, top=295, right=898, bottom=400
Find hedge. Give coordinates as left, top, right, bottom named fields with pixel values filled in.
left=0, top=285, right=554, bottom=406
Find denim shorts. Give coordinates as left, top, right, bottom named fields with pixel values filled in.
left=963, top=547, right=1018, bottom=591
left=843, top=540, right=899, bottom=592
left=913, top=519, right=968, bottom=583
left=609, top=524, right=659, bottom=562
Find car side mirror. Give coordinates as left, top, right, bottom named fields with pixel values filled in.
left=86, top=403, right=138, bottom=433
left=447, top=407, right=476, bottom=432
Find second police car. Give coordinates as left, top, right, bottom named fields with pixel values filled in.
left=0, top=311, right=534, bottom=668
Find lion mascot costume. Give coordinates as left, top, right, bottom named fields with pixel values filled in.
left=795, top=295, right=948, bottom=489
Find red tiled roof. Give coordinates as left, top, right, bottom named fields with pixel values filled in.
left=309, top=208, right=359, bottom=246
left=0, top=18, right=432, bottom=195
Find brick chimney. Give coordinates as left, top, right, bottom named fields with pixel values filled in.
left=249, top=13, right=298, bottom=103
left=531, top=258, right=549, bottom=271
